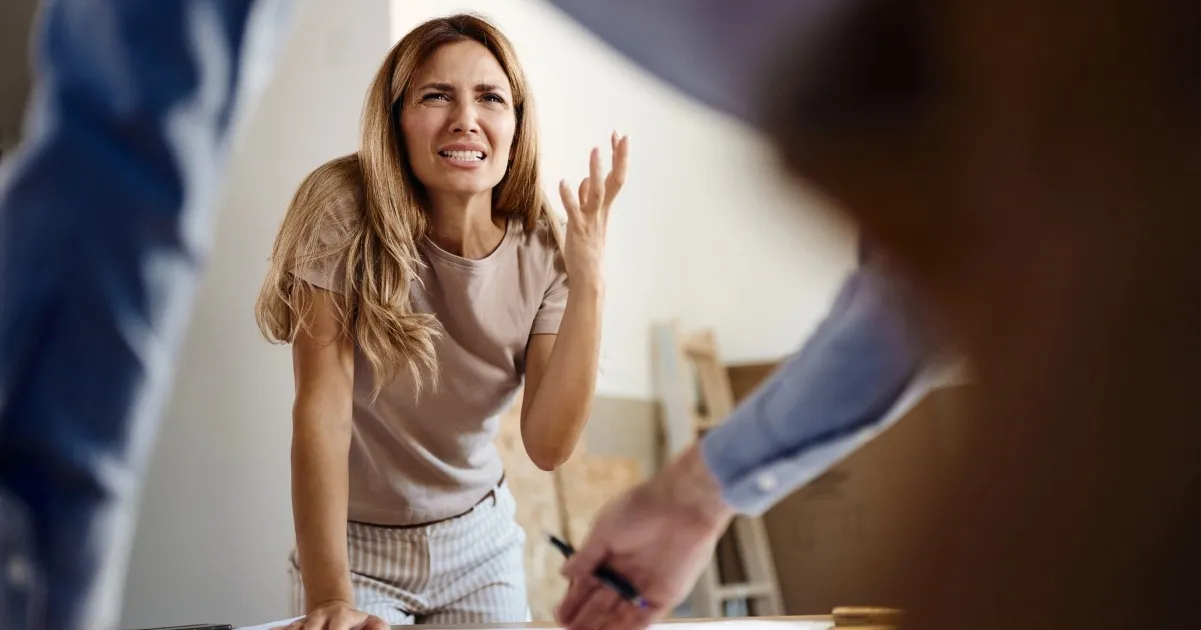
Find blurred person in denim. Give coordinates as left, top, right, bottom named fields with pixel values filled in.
left=0, top=1, right=296, bottom=628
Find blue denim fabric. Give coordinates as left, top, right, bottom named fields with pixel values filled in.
left=0, top=1, right=295, bottom=628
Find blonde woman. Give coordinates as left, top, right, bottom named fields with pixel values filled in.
left=255, top=14, right=629, bottom=630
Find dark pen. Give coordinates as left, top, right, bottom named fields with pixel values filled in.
left=548, top=533, right=649, bottom=609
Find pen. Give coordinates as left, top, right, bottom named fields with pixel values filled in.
left=547, top=533, right=649, bottom=609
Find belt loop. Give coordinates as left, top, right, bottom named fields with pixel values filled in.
left=492, top=472, right=504, bottom=506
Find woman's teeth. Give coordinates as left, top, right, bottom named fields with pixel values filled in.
left=439, top=150, right=484, bottom=162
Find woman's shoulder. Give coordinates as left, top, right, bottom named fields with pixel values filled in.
left=299, top=153, right=365, bottom=212
left=294, top=153, right=367, bottom=244
left=511, top=213, right=565, bottom=257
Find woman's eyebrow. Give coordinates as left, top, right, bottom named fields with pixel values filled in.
left=474, top=83, right=510, bottom=94
left=414, top=82, right=510, bottom=94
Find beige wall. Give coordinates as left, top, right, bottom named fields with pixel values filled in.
left=0, top=0, right=36, bottom=152
left=585, top=396, right=661, bottom=476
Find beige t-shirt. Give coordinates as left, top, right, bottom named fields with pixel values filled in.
left=295, top=185, right=568, bottom=526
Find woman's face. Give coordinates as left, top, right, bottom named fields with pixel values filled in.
left=400, top=40, right=517, bottom=204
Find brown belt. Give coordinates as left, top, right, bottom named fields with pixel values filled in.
left=351, top=472, right=506, bottom=529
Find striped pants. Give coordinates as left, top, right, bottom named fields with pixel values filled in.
left=288, top=481, right=530, bottom=625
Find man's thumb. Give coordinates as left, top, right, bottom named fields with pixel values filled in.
left=561, top=536, right=607, bottom=578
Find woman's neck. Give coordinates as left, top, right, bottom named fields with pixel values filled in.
left=426, top=192, right=506, bottom=259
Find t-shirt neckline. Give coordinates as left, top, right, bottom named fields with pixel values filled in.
left=421, top=215, right=516, bottom=271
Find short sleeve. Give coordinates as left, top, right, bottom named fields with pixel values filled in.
left=293, top=240, right=347, bottom=294
left=289, top=191, right=359, bottom=295
left=531, top=245, right=569, bottom=335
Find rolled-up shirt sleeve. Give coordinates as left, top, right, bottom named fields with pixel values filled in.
left=699, top=268, right=925, bottom=516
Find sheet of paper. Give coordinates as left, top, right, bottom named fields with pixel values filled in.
left=237, top=616, right=302, bottom=630
left=657, top=621, right=832, bottom=630
left=236, top=618, right=832, bottom=630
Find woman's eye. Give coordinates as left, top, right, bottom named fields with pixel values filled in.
left=422, top=93, right=449, bottom=102
left=482, top=93, right=505, bottom=104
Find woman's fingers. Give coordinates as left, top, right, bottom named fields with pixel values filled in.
left=606, top=134, right=629, bottom=199
left=560, top=179, right=580, bottom=220
left=588, top=146, right=605, bottom=210
left=563, top=133, right=630, bottom=220
left=578, top=177, right=592, bottom=213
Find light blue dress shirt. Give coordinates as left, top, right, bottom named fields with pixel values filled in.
left=699, top=268, right=925, bottom=516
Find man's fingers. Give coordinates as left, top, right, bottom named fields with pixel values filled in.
left=567, top=587, right=621, bottom=630
left=561, top=536, right=608, bottom=579
left=558, top=575, right=599, bottom=625
left=603, top=602, right=657, bottom=630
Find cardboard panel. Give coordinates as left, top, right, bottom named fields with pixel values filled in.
left=727, top=364, right=973, bottom=614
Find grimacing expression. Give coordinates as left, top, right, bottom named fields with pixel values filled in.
left=400, top=40, right=517, bottom=201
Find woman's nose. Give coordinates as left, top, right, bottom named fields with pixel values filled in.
left=449, top=101, right=480, bottom=134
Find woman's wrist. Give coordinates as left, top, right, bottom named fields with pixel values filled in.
left=570, top=269, right=605, bottom=294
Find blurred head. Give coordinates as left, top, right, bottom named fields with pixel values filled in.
left=760, top=2, right=1201, bottom=630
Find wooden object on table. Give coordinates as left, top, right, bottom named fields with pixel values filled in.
left=652, top=321, right=784, bottom=618
left=832, top=606, right=904, bottom=628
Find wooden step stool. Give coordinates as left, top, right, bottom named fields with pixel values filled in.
left=652, top=322, right=784, bottom=618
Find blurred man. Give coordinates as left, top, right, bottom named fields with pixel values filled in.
left=553, top=3, right=1201, bottom=630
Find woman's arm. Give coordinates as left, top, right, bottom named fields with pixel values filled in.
left=290, top=288, right=356, bottom=610
left=520, top=134, right=629, bottom=471
left=520, top=279, right=606, bottom=470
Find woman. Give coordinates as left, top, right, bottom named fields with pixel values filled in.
left=255, top=13, right=629, bottom=630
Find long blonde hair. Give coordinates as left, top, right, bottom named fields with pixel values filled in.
left=255, top=14, right=560, bottom=398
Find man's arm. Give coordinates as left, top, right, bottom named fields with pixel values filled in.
left=0, top=1, right=295, bottom=628
left=700, top=266, right=926, bottom=516
left=556, top=267, right=927, bottom=630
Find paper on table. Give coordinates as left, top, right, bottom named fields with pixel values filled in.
left=236, top=616, right=302, bottom=630
left=658, top=621, right=832, bottom=630
left=237, top=619, right=831, bottom=630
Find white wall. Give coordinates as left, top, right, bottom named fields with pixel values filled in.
left=118, top=1, right=391, bottom=627
left=392, top=0, right=857, bottom=399
left=120, top=1, right=855, bottom=627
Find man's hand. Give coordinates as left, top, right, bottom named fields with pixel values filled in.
left=555, top=445, right=735, bottom=630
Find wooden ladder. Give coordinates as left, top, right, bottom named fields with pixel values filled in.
left=652, top=322, right=784, bottom=618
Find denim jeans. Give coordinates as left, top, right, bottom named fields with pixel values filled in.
left=0, top=1, right=296, bottom=628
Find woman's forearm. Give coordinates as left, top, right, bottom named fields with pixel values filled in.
left=523, top=278, right=605, bottom=469
left=291, top=407, right=354, bottom=610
